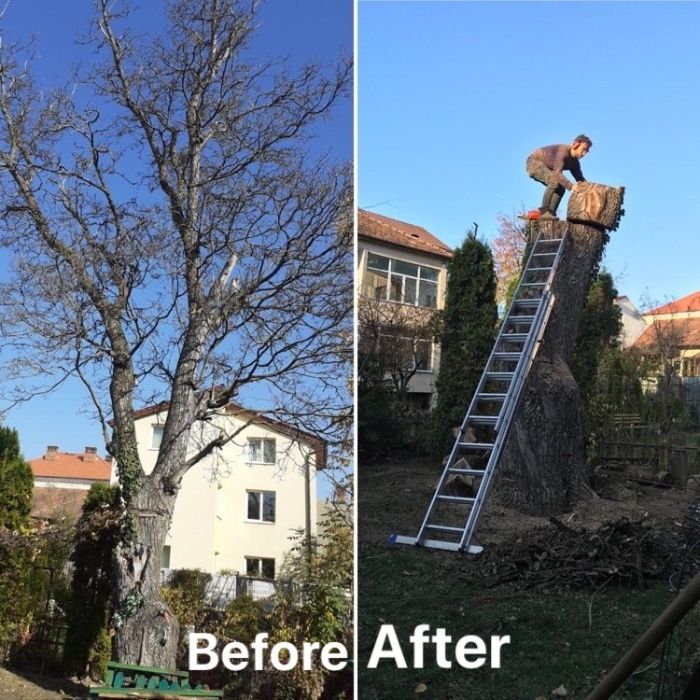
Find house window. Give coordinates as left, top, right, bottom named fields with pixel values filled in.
left=413, top=338, right=434, bottom=371
left=161, top=545, right=171, bottom=569
left=151, top=425, right=164, bottom=449
left=247, top=438, right=276, bottom=464
left=377, top=330, right=434, bottom=372
left=365, top=253, right=439, bottom=309
left=247, top=490, right=276, bottom=523
left=246, top=556, right=275, bottom=579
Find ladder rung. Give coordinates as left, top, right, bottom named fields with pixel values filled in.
left=513, top=299, right=541, bottom=308
left=447, top=468, right=485, bottom=476
left=469, top=415, right=498, bottom=425
left=526, top=267, right=552, bottom=272
left=425, top=524, right=464, bottom=533
left=436, top=495, right=476, bottom=503
left=506, top=315, right=535, bottom=323
left=457, top=441, right=495, bottom=450
left=476, top=392, right=507, bottom=400
left=484, top=372, right=514, bottom=380
left=531, top=252, right=556, bottom=257
left=535, top=238, right=563, bottom=244
left=493, top=352, right=522, bottom=360
left=520, top=282, right=546, bottom=287
left=499, top=333, right=529, bottom=342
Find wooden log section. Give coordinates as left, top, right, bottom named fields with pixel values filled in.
left=567, top=181, right=625, bottom=230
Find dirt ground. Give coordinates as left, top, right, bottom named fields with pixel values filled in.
left=359, top=456, right=693, bottom=549
left=0, top=667, right=88, bottom=699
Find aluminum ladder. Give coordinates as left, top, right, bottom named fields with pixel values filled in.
left=391, top=224, right=568, bottom=554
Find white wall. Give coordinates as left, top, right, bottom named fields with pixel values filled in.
left=128, top=410, right=318, bottom=576
left=34, top=477, right=98, bottom=490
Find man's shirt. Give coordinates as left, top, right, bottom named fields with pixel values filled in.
left=529, top=144, right=585, bottom=190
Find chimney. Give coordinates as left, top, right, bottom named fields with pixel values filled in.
left=105, top=454, right=113, bottom=464
left=45, top=445, right=59, bottom=461
left=84, top=446, right=98, bottom=462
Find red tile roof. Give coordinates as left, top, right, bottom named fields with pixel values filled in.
left=29, top=451, right=112, bottom=481
left=358, top=209, right=452, bottom=260
left=632, top=317, right=700, bottom=353
left=645, top=290, right=700, bottom=315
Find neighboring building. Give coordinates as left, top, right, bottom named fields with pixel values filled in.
left=633, top=290, right=700, bottom=378
left=121, top=401, right=325, bottom=580
left=357, top=209, right=452, bottom=409
left=29, top=445, right=112, bottom=519
left=615, top=295, right=646, bottom=348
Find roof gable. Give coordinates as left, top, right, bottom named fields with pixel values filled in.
left=358, top=209, right=452, bottom=260
left=131, top=400, right=327, bottom=468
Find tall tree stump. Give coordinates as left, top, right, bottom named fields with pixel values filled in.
left=496, top=184, right=624, bottom=515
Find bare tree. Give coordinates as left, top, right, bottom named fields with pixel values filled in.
left=357, top=295, right=438, bottom=410
left=635, top=295, right=689, bottom=442
left=0, top=0, right=351, bottom=666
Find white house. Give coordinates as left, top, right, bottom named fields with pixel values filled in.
left=615, top=295, right=646, bottom=348
left=118, top=401, right=325, bottom=581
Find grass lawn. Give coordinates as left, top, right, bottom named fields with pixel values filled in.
left=358, top=458, right=695, bottom=699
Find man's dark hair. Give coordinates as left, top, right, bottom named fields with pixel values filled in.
left=573, top=134, right=592, bottom=148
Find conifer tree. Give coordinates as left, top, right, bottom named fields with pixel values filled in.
left=0, top=426, right=33, bottom=530
left=572, top=271, right=623, bottom=399
left=430, top=230, right=498, bottom=455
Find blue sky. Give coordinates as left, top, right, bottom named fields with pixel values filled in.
left=0, top=0, right=352, bottom=481
left=359, top=0, right=698, bottom=310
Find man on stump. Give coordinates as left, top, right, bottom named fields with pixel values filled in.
left=526, top=135, right=592, bottom=220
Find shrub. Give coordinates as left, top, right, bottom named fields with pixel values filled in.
left=63, top=483, right=120, bottom=676
left=0, top=531, right=37, bottom=660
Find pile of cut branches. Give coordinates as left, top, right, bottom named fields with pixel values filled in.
left=478, top=516, right=684, bottom=591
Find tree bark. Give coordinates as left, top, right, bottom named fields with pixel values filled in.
left=496, top=185, right=624, bottom=515
left=112, top=482, right=180, bottom=668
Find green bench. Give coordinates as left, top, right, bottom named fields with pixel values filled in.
left=89, top=661, right=223, bottom=698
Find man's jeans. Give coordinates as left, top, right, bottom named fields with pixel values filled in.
left=526, top=156, right=565, bottom=214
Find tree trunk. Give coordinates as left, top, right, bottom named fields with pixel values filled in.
left=496, top=185, right=624, bottom=515
left=112, top=482, right=180, bottom=668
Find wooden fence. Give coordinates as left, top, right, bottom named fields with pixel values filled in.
left=597, top=419, right=700, bottom=484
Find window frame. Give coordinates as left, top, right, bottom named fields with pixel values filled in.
left=246, top=490, right=276, bottom=523
left=365, top=253, right=439, bottom=309
left=246, top=437, right=277, bottom=464
left=151, top=425, right=165, bottom=450
left=245, top=556, right=275, bottom=580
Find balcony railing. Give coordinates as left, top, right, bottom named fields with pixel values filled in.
left=161, top=569, right=291, bottom=609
